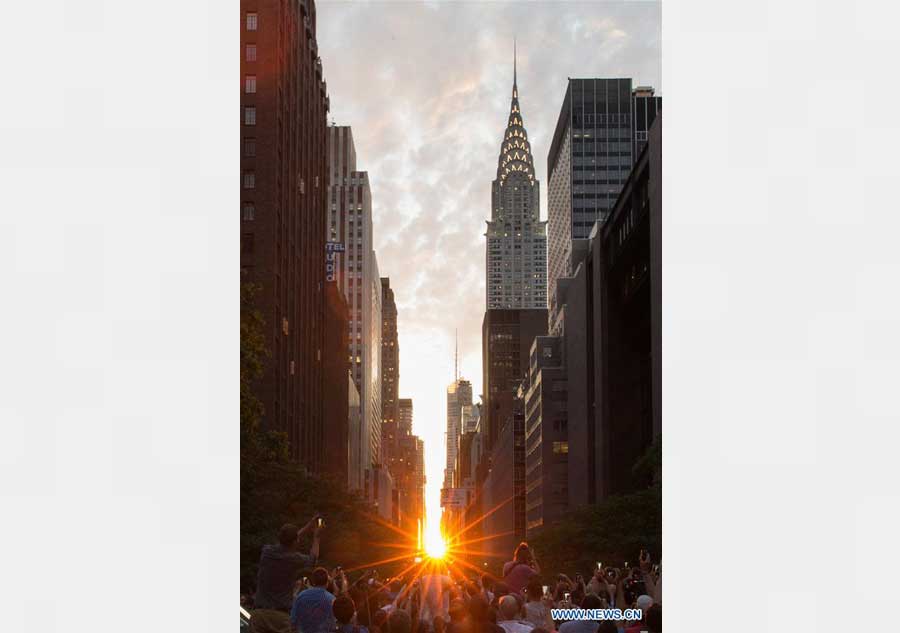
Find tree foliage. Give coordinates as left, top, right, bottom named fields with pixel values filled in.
left=528, top=439, right=662, bottom=578
left=241, top=283, right=288, bottom=476
left=240, top=283, right=410, bottom=592
left=527, top=484, right=661, bottom=579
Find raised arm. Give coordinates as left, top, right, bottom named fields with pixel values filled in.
left=308, top=521, right=323, bottom=561
left=529, top=549, right=541, bottom=574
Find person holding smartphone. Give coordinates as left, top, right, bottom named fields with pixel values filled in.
left=502, top=542, right=541, bottom=595
left=251, top=514, right=324, bottom=633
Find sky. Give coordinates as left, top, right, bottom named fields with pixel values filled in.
left=316, top=0, right=661, bottom=535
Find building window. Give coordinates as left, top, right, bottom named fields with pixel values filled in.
left=246, top=12, right=258, bottom=31
left=244, top=106, right=256, bottom=125
left=246, top=44, right=257, bottom=62
left=243, top=172, right=255, bottom=189
left=245, top=75, right=257, bottom=94
left=241, top=233, right=254, bottom=254
left=243, top=137, right=256, bottom=157
left=242, top=202, right=255, bottom=221
left=553, top=441, right=569, bottom=454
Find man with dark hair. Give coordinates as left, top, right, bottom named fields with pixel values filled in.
left=387, top=608, right=412, bottom=633
left=523, top=579, right=552, bottom=630
left=490, top=582, right=510, bottom=610
left=333, top=595, right=368, bottom=633
left=558, top=594, right=603, bottom=633
left=467, top=596, right=505, bottom=633
left=252, top=516, right=324, bottom=633
left=291, top=566, right=336, bottom=633
left=447, top=598, right=467, bottom=633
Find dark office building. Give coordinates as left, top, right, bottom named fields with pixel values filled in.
left=240, top=0, right=330, bottom=465
left=566, top=116, right=661, bottom=505
left=481, top=309, right=547, bottom=457
left=323, top=281, right=350, bottom=485
left=523, top=336, right=569, bottom=534
left=547, top=79, right=661, bottom=334
left=632, top=86, right=662, bottom=158
left=482, top=387, right=526, bottom=559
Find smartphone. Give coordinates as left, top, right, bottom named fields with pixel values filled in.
left=597, top=561, right=602, bottom=570
left=652, top=564, right=659, bottom=572
left=317, top=517, right=325, bottom=528
left=542, top=585, right=549, bottom=596
left=624, top=562, right=629, bottom=568
left=563, top=592, right=571, bottom=603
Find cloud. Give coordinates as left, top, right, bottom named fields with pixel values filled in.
left=315, top=0, right=660, bottom=509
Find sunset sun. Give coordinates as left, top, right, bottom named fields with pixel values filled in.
left=424, top=526, right=448, bottom=559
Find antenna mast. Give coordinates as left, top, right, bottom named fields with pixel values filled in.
left=455, top=329, right=459, bottom=382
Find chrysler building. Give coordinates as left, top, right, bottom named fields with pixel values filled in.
left=485, top=43, right=547, bottom=310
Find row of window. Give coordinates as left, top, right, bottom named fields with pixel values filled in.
left=572, top=179, right=625, bottom=186
left=572, top=151, right=632, bottom=158
left=578, top=113, right=629, bottom=124
left=572, top=165, right=630, bottom=171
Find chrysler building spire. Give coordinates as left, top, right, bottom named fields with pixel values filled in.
left=496, top=41, right=534, bottom=185
left=485, top=43, right=548, bottom=310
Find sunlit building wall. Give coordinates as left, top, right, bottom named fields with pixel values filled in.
left=328, top=125, right=382, bottom=492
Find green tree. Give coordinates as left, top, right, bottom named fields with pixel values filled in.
left=240, top=284, right=412, bottom=591
left=528, top=440, right=662, bottom=578
left=528, top=484, right=661, bottom=579
left=241, top=283, right=288, bottom=475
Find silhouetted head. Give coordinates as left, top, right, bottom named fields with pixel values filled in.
left=311, top=567, right=330, bottom=587
left=278, top=524, right=299, bottom=548
left=513, top=542, right=531, bottom=564
left=333, top=595, right=356, bottom=625
left=387, top=610, right=412, bottom=633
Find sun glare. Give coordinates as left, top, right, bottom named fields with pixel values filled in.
left=424, top=525, right=448, bottom=559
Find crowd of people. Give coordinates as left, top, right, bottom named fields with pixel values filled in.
left=243, top=515, right=661, bottom=633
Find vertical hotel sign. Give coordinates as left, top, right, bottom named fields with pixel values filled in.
left=325, top=242, right=345, bottom=281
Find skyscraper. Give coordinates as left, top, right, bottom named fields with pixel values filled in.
left=523, top=336, right=569, bottom=534
left=485, top=45, right=548, bottom=310
left=327, top=125, right=382, bottom=493
left=445, top=378, right=472, bottom=489
left=546, top=79, right=661, bottom=334
left=398, top=398, right=413, bottom=436
left=381, top=278, right=399, bottom=429
left=481, top=309, right=547, bottom=455
left=566, top=116, right=662, bottom=504
left=323, top=281, right=351, bottom=486
left=240, top=0, right=329, bottom=467
left=393, top=399, right=424, bottom=534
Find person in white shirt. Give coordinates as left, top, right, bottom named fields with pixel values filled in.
left=522, top=579, right=553, bottom=630
left=416, top=574, right=452, bottom=624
